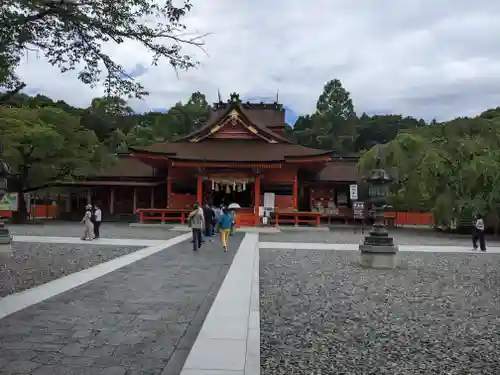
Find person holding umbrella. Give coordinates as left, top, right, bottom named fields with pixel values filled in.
left=228, top=203, right=240, bottom=235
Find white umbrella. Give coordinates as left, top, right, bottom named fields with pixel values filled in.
left=228, top=203, right=241, bottom=209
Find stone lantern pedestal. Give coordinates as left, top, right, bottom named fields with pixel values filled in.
left=358, top=154, right=398, bottom=269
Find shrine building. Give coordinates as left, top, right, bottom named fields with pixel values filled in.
left=45, top=93, right=359, bottom=226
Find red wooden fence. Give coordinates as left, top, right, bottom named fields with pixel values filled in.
left=385, top=212, right=434, bottom=226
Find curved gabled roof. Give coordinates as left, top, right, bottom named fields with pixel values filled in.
left=130, top=139, right=331, bottom=162
left=130, top=93, right=334, bottom=163
left=175, top=93, right=293, bottom=144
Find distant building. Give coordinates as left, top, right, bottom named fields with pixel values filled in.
left=46, top=93, right=359, bottom=225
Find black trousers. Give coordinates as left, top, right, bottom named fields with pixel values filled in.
left=473, top=230, right=486, bottom=250
left=94, top=222, right=101, bottom=238
left=204, top=222, right=212, bottom=237
left=192, top=228, right=202, bottom=251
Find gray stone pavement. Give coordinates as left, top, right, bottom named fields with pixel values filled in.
left=261, top=227, right=500, bottom=246
left=0, top=234, right=243, bottom=375
left=0, top=243, right=141, bottom=298
left=7, top=223, right=179, bottom=241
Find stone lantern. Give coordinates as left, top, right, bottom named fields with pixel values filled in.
left=0, top=158, right=13, bottom=254
left=358, top=153, right=398, bottom=268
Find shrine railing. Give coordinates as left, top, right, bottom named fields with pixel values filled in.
left=274, top=210, right=322, bottom=226
left=136, top=208, right=191, bottom=225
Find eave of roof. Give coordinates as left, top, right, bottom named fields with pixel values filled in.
left=130, top=140, right=333, bottom=163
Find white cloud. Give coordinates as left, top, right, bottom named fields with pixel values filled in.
left=16, top=0, right=500, bottom=121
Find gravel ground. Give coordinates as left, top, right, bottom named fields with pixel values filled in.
left=7, top=222, right=179, bottom=240
left=0, top=243, right=141, bottom=297
left=261, top=228, right=500, bottom=246
left=260, top=249, right=500, bottom=375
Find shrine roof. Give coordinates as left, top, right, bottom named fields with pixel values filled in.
left=131, top=139, right=331, bottom=162
left=175, top=93, right=292, bottom=144
left=318, top=160, right=359, bottom=182
left=92, top=154, right=156, bottom=178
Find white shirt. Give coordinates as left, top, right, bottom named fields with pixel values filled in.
left=94, top=208, right=102, bottom=222
left=475, top=218, right=484, bottom=231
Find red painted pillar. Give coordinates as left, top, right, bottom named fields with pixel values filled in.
left=254, top=176, right=261, bottom=225
left=292, top=172, right=298, bottom=211
left=166, top=178, right=172, bottom=208
left=196, top=175, right=203, bottom=204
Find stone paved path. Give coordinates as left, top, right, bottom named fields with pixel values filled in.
left=0, top=234, right=243, bottom=375
left=8, top=223, right=179, bottom=241
left=260, top=227, right=500, bottom=246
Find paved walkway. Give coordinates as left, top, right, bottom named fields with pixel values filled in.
left=5, top=226, right=497, bottom=375
left=0, top=234, right=243, bottom=375
left=260, top=242, right=500, bottom=253
left=180, top=233, right=260, bottom=375
left=13, top=235, right=169, bottom=247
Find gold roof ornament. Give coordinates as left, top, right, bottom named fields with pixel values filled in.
left=229, top=109, right=239, bottom=120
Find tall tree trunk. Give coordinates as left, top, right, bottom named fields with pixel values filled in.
left=12, top=187, right=28, bottom=224
left=10, top=170, right=28, bottom=224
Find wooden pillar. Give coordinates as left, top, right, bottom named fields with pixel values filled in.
left=110, top=188, right=115, bottom=215
left=196, top=175, right=203, bottom=204
left=66, top=191, right=71, bottom=213
left=132, top=188, right=137, bottom=213
left=166, top=178, right=172, bottom=208
left=292, top=172, right=298, bottom=210
left=254, top=176, right=261, bottom=225
left=150, top=187, right=155, bottom=208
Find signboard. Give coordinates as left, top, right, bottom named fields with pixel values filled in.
left=353, top=201, right=365, bottom=219
left=0, top=193, right=18, bottom=211
left=263, top=192, right=275, bottom=210
left=349, top=184, right=358, bottom=200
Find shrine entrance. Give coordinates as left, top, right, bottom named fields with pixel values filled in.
left=204, top=177, right=254, bottom=208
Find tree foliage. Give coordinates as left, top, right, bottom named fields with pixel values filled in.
left=0, top=90, right=210, bottom=221
left=358, top=114, right=500, bottom=229
left=0, top=105, right=114, bottom=220
left=288, top=79, right=425, bottom=154
left=291, top=79, right=357, bottom=153
left=0, top=0, right=205, bottom=102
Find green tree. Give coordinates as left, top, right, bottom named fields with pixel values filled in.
left=80, top=96, right=137, bottom=143
left=290, top=79, right=357, bottom=153
left=354, top=113, right=425, bottom=151
left=358, top=115, right=500, bottom=231
left=0, top=106, right=114, bottom=221
left=0, top=0, right=206, bottom=102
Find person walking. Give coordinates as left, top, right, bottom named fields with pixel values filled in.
left=188, top=203, right=204, bottom=251
left=93, top=204, right=102, bottom=239
left=218, top=208, right=233, bottom=252
left=202, top=203, right=215, bottom=241
left=213, top=204, right=222, bottom=234
left=229, top=208, right=236, bottom=236
left=473, top=213, right=487, bottom=252
left=81, top=204, right=95, bottom=241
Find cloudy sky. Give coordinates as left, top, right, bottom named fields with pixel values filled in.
left=16, top=0, right=500, bottom=123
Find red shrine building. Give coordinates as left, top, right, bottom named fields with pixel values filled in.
left=45, top=93, right=359, bottom=226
